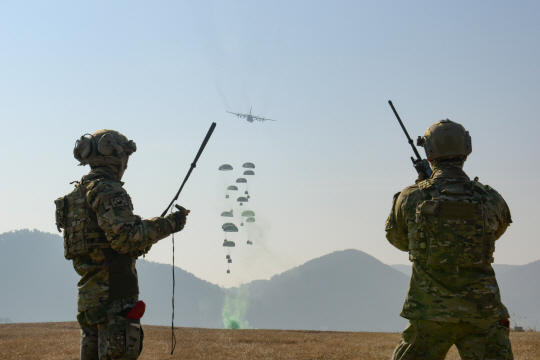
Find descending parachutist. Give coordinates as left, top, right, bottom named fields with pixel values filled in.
left=219, top=164, right=233, bottom=171
left=221, top=211, right=233, bottom=217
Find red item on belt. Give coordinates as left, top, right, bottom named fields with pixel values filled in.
left=499, top=318, right=510, bottom=329
left=126, top=301, right=146, bottom=320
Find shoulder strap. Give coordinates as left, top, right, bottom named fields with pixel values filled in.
left=471, top=180, right=488, bottom=202
left=418, top=179, right=440, bottom=199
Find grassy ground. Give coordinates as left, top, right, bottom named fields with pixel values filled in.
left=0, top=322, right=538, bottom=359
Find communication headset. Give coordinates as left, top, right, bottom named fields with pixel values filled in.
left=73, top=132, right=136, bottom=164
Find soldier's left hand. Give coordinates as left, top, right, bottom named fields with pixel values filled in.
left=165, top=205, right=189, bottom=233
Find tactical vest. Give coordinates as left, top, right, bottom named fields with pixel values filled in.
left=407, top=179, right=496, bottom=270
left=55, top=182, right=110, bottom=260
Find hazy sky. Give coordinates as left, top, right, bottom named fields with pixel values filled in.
left=1, top=1, right=539, bottom=287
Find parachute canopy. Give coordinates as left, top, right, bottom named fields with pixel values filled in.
left=221, top=211, right=233, bottom=217
left=246, top=217, right=255, bottom=223
left=237, top=197, right=248, bottom=203
left=243, top=162, right=255, bottom=169
left=223, top=240, right=236, bottom=247
left=243, top=170, right=255, bottom=176
left=227, top=185, right=238, bottom=191
left=219, top=164, right=233, bottom=171
left=236, top=178, right=247, bottom=183
left=241, top=210, right=255, bottom=217
left=222, top=223, right=238, bottom=232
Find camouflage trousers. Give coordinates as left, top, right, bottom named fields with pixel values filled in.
left=77, top=296, right=144, bottom=360
left=392, top=319, right=513, bottom=360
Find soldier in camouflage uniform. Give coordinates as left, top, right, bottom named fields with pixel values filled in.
left=385, top=119, right=513, bottom=360
left=55, top=130, right=189, bottom=360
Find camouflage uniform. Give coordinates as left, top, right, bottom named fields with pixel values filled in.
left=386, top=120, right=513, bottom=360
left=56, top=130, right=187, bottom=360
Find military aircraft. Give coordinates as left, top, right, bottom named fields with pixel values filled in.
left=226, top=107, right=276, bottom=122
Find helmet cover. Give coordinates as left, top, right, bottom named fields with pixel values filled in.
left=418, top=119, right=471, bottom=160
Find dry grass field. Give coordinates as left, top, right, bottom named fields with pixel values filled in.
left=0, top=322, right=538, bottom=359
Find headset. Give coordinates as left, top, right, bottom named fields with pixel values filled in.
left=73, top=131, right=136, bottom=165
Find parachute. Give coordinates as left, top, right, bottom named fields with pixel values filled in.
left=219, top=164, right=233, bottom=171
left=226, top=185, right=238, bottom=199
left=237, top=197, right=248, bottom=206
left=222, top=223, right=238, bottom=232
left=243, top=162, right=255, bottom=169
left=243, top=170, right=255, bottom=176
left=240, top=210, right=255, bottom=225
left=246, top=217, right=255, bottom=223
left=221, top=211, right=233, bottom=217
left=236, top=178, right=248, bottom=197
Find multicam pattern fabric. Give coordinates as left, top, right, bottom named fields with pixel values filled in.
left=385, top=161, right=512, bottom=322
left=78, top=296, right=143, bottom=360
left=392, top=319, right=513, bottom=360
left=57, top=167, right=176, bottom=312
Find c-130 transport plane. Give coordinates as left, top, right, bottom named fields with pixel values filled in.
left=226, top=107, right=276, bottom=122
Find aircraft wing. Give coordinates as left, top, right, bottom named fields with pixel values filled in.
left=252, top=116, right=276, bottom=122
left=226, top=111, right=249, bottom=119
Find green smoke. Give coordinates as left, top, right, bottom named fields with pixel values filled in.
left=222, top=285, right=250, bottom=329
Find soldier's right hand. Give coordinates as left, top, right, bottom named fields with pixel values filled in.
left=165, top=205, right=190, bottom=233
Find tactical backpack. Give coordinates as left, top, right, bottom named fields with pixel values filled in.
left=408, top=179, right=496, bottom=270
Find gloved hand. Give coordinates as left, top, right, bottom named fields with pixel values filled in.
left=165, top=205, right=190, bottom=233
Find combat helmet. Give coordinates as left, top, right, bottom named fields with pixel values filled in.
left=73, top=129, right=137, bottom=167
left=417, top=119, right=471, bottom=161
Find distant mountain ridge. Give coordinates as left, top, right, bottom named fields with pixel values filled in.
left=241, top=249, right=409, bottom=331
left=0, top=230, right=225, bottom=327
left=1, top=230, right=538, bottom=330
